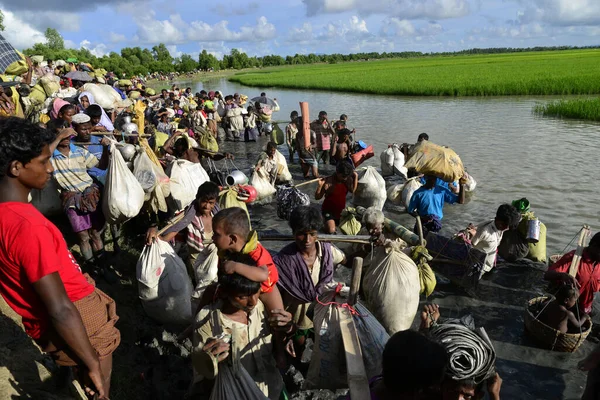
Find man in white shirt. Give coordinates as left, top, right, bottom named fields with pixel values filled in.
left=469, top=204, right=521, bottom=278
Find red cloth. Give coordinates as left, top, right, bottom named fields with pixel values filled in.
left=322, top=182, right=349, bottom=221
left=549, top=249, right=600, bottom=313
left=248, top=243, right=279, bottom=294
left=0, top=203, right=94, bottom=339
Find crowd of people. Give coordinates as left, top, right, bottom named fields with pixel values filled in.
left=0, top=58, right=598, bottom=400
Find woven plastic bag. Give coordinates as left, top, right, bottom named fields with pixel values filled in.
left=168, top=159, right=210, bottom=212
left=218, top=188, right=252, bottom=229
left=249, top=169, right=276, bottom=204
left=352, top=167, right=387, bottom=211
left=102, top=143, right=145, bottom=224
left=405, top=141, right=464, bottom=182
left=363, top=241, right=420, bottom=333
left=276, top=186, right=310, bottom=220
left=274, top=150, right=292, bottom=182
left=380, top=146, right=395, bottom=177
left=402, top=179, right=423, bottom=209
left=137, top=239, right=193, bottom=325
left=386, top=183, right=404, bottom=205
left=305, top=289, right=388, bottom=390
left=133, top=150, right=157, bottom=194
left=339, top=209, right=361, bottom=235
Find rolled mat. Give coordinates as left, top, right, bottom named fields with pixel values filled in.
left=429, top=323, right=496, bottom=384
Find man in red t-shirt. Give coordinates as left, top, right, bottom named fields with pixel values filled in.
left=544, top=232, right=600, bottom=313
left=0, top=118, right=119, bottom=399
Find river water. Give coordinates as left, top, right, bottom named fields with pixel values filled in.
left=178, top=78, right=600, bottom=255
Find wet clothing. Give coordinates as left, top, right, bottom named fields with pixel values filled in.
left=549, top=250, right=600, bottom=313
left=321, top=182, right=349, bottom=222
left=408, top=185, right=458, bottom=220
left=0, top=203, right=94, bottom=339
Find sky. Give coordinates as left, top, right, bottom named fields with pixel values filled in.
left=1, top=0, right=599, bottom=60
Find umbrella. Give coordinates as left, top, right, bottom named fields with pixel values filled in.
left=64, top=71, right=93, bottom=82
left=250, top=96, right=277, bottom=108
left=0, top=34, right=24, bottom=74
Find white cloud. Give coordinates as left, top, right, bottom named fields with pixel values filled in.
left=167, top=45, right=183, bottom=58
left=288, top=22, right=314, bottom=43
left=303, top=0, right=471, bottom=19
left=514, top=0, right=600, bottom=26
left=80, top=40, right=108, bottom=57
left=1, top=10, right=46, bottom=50
left=381, top=19, right=443, bottom=37
left=188, top=16, right=276, bottom=42
left=134, top=11, right=185, bottom=44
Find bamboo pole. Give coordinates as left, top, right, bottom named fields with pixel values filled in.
left=294, top=178, right=321, bottom=188
left=348, top=257, right=363, bottom=306
left=257, top=232, right=371, bottom=244
left=416, top=215, right=425, bottom=246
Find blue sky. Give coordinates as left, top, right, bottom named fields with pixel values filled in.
left=1, top=0, right=599, bottom=59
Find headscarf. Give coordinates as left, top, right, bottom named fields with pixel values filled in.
left=78, top=91, right=115, bottom=131
left=51, top=98, right=70, bottom=119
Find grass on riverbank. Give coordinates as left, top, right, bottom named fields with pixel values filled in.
left=230, top=50, right=600, bottom=96
left=534, top=97, right=600, bottom=121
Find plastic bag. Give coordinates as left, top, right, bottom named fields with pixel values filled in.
left=136, top=239, right=193, bottom=325
left=249, top=169, right=276, bottom=205
left=306, top=290, right=388, bottom=390
left=363, top=241, right=420, bottom=333
left=192, top=244, right=219, bottom=303
left=102, top=143, right=145, bottom=224
left=30, top=178, right=62, bottom=216
left=168, top=159, right=210, bottom=212
left=276, top=186, right=310, bottom=220
left=464, top=173, right=477, bottom=192
left=81, top=83, right=115, bottom=110
left=352, top=167, right=387, bottom=211
left=392, top=144, right=405, bottom=173
left=339, top=209, right=361, bottom=235
left=133, top=151, right=157, bottom=193
left=527, top=222, right=547, bottom=263
left=402, top=179, right=423, bottom=209
left=198, top=130, right=219, bottom=153
left=209, top=362, right=268, bottom=400
left=40, top=75, right=60, bottom=97
left=380, top=146, right=395, bottom=177
left=219, top=188, right=252, bottom=229
left=386, top=183, right=404, bottom=205
left=405, top=141, right=464, bottom=182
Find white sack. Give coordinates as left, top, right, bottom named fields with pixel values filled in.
left=81, top=83, right=115, bottom=110
left=274, top=150, right=292, bottom=182
left=392, top=144, right=407, bottom=177
left=137, top=239, right=193, bottom=325
left=168, top=159, right=210, bottom=212
left=249, top=169, right=276, bottom=204
left=192, top=244, right=219, bottom=303
left=133, top=151, right=157, bottom=193
left=402, top=179, right=423, bottom=209
left=102, top=143, right=145, bottom=224
left=386, top=183, right=404, bottom=205
left=363, top=241, right=420, bottom=333
left=352, top=166, right=387, bottom=211
left=380, top=147, right=394, bottom=177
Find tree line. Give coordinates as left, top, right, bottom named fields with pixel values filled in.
left=18, top=26, right=600, bottom=78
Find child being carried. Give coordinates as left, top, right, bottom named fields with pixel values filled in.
left=538, top=285, right=588, bottom=334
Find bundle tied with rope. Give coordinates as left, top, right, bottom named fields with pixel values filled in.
left=428, top=316, right=496, bottom=384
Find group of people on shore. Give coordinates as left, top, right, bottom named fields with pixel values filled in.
left=0, top=77, right=599, bottom=400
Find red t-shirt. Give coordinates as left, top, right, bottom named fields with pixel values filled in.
left=549, top=249, right=600, bottom=313
left=0, top=203, right=94, bottom=339
left=248, top=242, right=279, bottom=293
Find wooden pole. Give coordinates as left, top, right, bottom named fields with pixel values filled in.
left=338, top=306, right=370, bottom=400
left=348, top=257, right=363, bottom=306
left=258, top=232, right=371, bottom=244
left=416, top=215, right=425, bottom=246
left=294, top=178, right=321, bottom=188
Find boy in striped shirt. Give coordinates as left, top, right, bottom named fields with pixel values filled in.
left=51, top=127, right=110, bottom=265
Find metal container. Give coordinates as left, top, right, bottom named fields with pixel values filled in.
left=527, top=218, right=541, bottom=243
left=226, top=170, right=249, bottom=186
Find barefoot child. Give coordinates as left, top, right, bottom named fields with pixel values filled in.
left=539, top=285, right=589, bottom=334
left=315, top=161, right=358, bottom=234
left=211, top=207, right=292, bottom=366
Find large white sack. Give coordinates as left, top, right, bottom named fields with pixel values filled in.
left=40, top=75, right=60, bottom=97
left=386, top=183, right=404, bottom=205
left=392, top=144, right=407, bottom=177
left=168, top=159, right=210, bottom=212
left=465, top=173, right=477, bottom=192
left=102, top=143, right=145, bottom=224
left=81, top=83, right=115, bottom=110
left=30, top=178, right=62, bottom=216
left=133, top=151, right=157, bottom=194
left=249, top=169, right=276, bottom=204
left=380, top=147, right=394, bottom=177
left=363, top=241, right=420, bottom=333
left=191, top=244, right=219, bottom=310
left=352, top=166, right=387, bottom=211
left=99, top=84, right=124, bottom=104
left=402, top=179, right=423, bottom=209
left=137, top=239, right=193, bottom=325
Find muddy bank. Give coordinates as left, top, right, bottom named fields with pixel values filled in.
left=0, top=137, right=595, bottom=399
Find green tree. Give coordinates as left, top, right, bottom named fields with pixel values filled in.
left=152, top=43, right=172, bottom=63
left=45, top=28, right=64, bottom=50
left=0, top=10, right=4, bottom=31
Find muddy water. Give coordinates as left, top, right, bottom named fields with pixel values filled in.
left=182, top=78, right=600, bottom=254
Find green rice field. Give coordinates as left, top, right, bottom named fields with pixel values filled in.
left=534, top=97, right=600, bottom=121
left=230, top=50, right=600, bottom=96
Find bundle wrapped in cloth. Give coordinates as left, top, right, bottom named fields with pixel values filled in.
left=405, top=141, right=464, bottom=182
